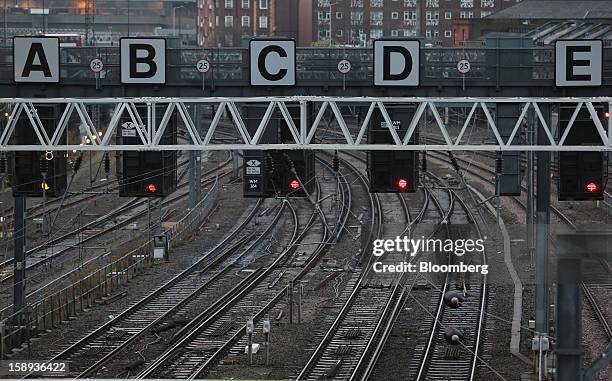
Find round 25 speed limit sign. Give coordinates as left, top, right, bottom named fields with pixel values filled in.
left=337, top=59, right=352, bottom=74
left=90, top=58, right=104, bottom=73
left=196, top=59, right=211, bottom=74
left=457, top=59, right=471, bottom=74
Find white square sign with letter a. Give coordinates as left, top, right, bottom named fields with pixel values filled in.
left=555, top=40, right=602, bottom=87
left=120, top=38, right=166, bottom=84
left=250, top=40, right=296, bottom=86
left=374, top=39, right=420, bottom=87
left=13, top=37, right=60, bottom=83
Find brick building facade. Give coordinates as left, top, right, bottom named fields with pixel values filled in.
left=311, top=0, right=524, bottom=47
left=197, top=0, right=300, bottom=47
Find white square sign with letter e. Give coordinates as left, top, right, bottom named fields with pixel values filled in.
left=555, top=40, right=602, bottom=87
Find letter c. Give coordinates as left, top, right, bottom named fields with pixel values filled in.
left=258, top=45, right=288, bottom=81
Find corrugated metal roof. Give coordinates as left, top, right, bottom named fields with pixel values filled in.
left=487, top=1, right=612, bottom=20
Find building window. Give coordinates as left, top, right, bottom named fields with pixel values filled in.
left=445, top=11, right=452, bottom=19
left=225, top=0, right=233, bottom=9
left=392, top=12, right=399, bottom=19
left=370, top=11, right=383, bottom=26
left=351, top=0, right=364, bottom=7
left=426, top=30, right=432, bottom=38
left=391, top=30, right=399, bottom=36
left=225, top=15, right=233, bottom=27
left=336, top=12, right=343, bottom=19
left=460, top=11, right=466, bottom=18
left=259, top=15, right=268, bottom=28
left=370, top=29, right=383, bottom=39
left=481, top=0, right=495, bottom=7
left=370, top=0, right=383, bottom=7
left=481, top=11, right=492, bottom=18
left=242, top=15, right=250, bottom=27
left=445, top=30, right=452, bottom=38
left=404, top=0, right=416, bottom=7
left=468, top=11, right=474, bottom=18
left=260, top=0, right=268, bottom=10
left=337, top=29, right=343, bottom=37
left=242, top=0, right=250, bottom=9
left=460, top=0, right=474, bottom=8
left=426, top=0, right=439, bottom=7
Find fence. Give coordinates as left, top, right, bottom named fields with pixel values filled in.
left=0, top=176, right=220, bottom=358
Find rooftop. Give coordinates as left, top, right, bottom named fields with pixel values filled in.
left=487, top=0, right=612, bottom=20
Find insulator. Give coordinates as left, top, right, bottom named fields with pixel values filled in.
left=104, top=153, right=111, bottom=174
left=39, top=155, right=49, bottom=175
left=444, top=327, right=464, bottom=345
left=495, top=157, right=503, bottom=175
left=264, top=154, right=274, bottom=175
left=0, top=153, right=7, bottom=174
left=421, top=151, right=427, bottom=172
left=443, top=291, right=464, bottom=309
left=282, top=153, right=294, bottom=170
left=447, top=152, right=460, bottom=172
left=332, top=151, right=339, bottom=172
left=73, top=154, right=83, bottom=173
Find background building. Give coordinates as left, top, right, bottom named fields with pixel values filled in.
left=309, top=0, right=525, bottom=47
left=1, top=0, right=197, bottom=46
left=471, top=0, right=612, bottom=46
left=197, top=0, right=300, bottom=47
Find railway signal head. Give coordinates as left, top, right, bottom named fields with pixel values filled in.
left=288, top=179, right=300, bottom=191
left=41, top=182, right=50, bottom=191
left=396, top=178, right=409, bottom=192
left=558, top=105, right=606, bottom=201
left=118, top=105, right=177, bottom=198
left=367, top=106, right=418, bottom=194
left=586, top=182, right=599, bottom=193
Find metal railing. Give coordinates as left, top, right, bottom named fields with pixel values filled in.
left=0, top=176, right=220, bottom=357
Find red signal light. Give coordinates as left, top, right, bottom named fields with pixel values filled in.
left=146, top=184, right=158, bottom=193
left=396, top=178, right=409, bottom=191
left=586, top=182, right=599, bottom=193
left=288, top=179, right=300, bottom=190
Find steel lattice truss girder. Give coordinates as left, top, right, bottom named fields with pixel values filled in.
left=0, top=97, right=611, bottom=152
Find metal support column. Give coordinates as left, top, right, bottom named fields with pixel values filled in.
left=13, top=196, right=26, bottom=318
left=535, top=104, right=551, bottom=379
left=556, top=256, right=581, bottom=381
left=188, top=150, right=200, bottom=208
left=526, top=108, right=535, bottom=261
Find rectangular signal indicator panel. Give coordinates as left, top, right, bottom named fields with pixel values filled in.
left=243, top=103, right=315, bottom=198
left=558, top=104, right=608, bottom=201
left=118, top=105, right=177, bottom=197
left=12, top=104, right=67, bottom=198
left=368, top=106, right=419, bottom=193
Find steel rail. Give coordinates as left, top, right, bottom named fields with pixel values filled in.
left=37, top=199, right=276, bottom=377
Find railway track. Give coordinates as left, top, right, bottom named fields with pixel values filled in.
left=0, top=156, right=233, bottom=321
left=411, top=181, right=488, bottom=381
left=135, top=159, right=351, bottom=379
left=429, top=148, right=612, bottom=378
left=295, top=153, right=431, bottom=381
left=33, top=197, right=286, bottom=377
left=0, top=154, right=231, bottom=286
